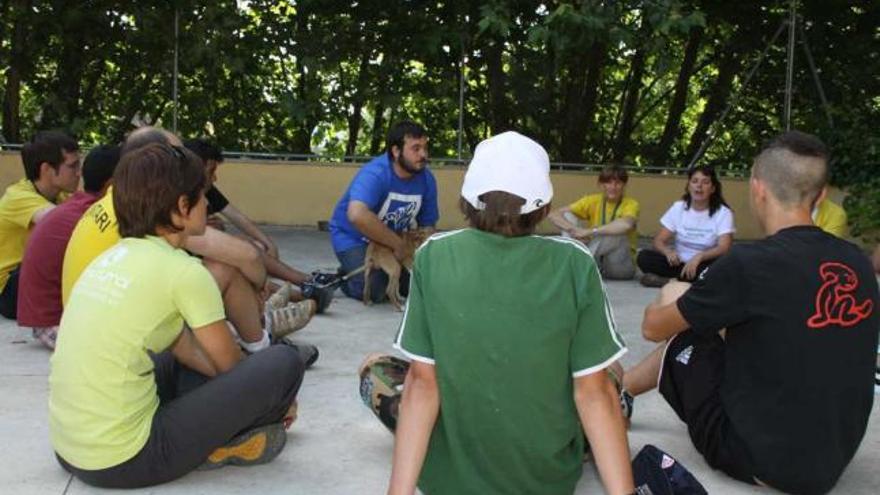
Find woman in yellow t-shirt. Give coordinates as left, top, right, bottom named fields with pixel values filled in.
left=49, top=143, right=305, bottom=488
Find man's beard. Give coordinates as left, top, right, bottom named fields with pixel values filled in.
left=397, top=154, right=426, bottom=175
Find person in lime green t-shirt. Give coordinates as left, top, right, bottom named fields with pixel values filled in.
left=548, top=164, right=640, bottom=280
left=367, top=132, right=633, bottom=495
left=49, top=143, right=305, bottom=488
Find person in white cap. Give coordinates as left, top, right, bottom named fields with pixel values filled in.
left=360, top=131, right=634, bottom=494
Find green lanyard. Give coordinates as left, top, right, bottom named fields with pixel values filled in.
left=600, top=197, right=622, bottom=225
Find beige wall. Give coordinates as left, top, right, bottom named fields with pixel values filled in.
left=0, top=151, right=771, bottom=238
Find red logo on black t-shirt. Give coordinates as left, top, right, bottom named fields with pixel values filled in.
left=807, top=262, right=874, bottom=329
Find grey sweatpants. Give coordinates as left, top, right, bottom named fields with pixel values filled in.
left=57, top=345, right=304, bottom=488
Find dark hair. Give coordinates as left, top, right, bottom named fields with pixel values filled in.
left=682, top=165, right=729, bottom=216
left=598, top=164, right=629, bottom=184
left=460, top=191, right=548, bottom=237
left=763, top=130, right=829, bottom=161
left=114, top=144, right=206, bottom=238
left=121, top=127, right=177, bottom=155
left=82, top=145, right=121, bottom=194
left=386, top=120, right=427, bottom=161
left=183, top=138, right=224, bottom=163
left=21, top=130, right=79, bottom=181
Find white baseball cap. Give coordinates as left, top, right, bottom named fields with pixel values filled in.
left=461, top=131, right=553, bottom=214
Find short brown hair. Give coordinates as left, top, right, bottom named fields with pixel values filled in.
left=460, top=191, right=548, bottom=237
left=114, top=144, right=206, bottom=238
left=598, top=164, right=628, bottom=184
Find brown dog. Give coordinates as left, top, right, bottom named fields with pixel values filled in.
left=363, top=230, right=429, bottom=310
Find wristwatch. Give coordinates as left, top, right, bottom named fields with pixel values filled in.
left=591, top=227, right=598, bottom=236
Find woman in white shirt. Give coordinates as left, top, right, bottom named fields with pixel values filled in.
left=637, top=165, right=735, bottom=287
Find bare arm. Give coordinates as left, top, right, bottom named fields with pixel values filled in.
left=873, top=245, right=880, bottom=274
left=170, top=326, right=219, bottom=377
left=642, top=281, right=691, bottom=342
left=387, top=361, right=440, bottom=495
left=31, top=205, right=56, bottom=225
left=348, top=200, right=405, bottom=255
left=548, top=206, right=583, bottom=236
left=679, top=233, right=733, bottom=280
left=189, top=319, right=243, bottom=374
left=574, top=370, right=635, bottom=495
left=595, top=216, right=636, bottom=236
left=220, top=204, right=279, bottom=259
left=652, top=227, right=681, bottom=266
left=184, top=226, right=266, bottom=288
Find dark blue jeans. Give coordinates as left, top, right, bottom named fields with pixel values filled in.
left=335, top=244, right=409, bottom=303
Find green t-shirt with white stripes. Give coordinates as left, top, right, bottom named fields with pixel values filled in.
left=395, top=228, right=626, bottom=495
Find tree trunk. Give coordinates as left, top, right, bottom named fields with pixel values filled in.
left=369, top=99, right=386, bottom=155
left=40, top=5, right=87, bottom=130
left=610, top=44, right=649, bottom=162
left=1, top=0, right=30, bottom=143
left=484, top=40, right=508, bottom=133
left=559, top=42, right=606, bottom=162
left=654, top=27, right=703, bottom=168
left=684, top=46, right=741, bottom=165
left=346, top=50, right=372, bottom=156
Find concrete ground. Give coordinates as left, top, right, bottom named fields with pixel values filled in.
left=1, top=227, right=878, bottom=494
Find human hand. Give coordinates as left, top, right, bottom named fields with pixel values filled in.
left=392, top=238, right=407, bottom=262
left=283, top=400, right=298, bottom=430
left=679, top=254, right=703, bottom=280
left=664, top=250, right=682, bottom=266
left=571, top=227, right=592, bottom=241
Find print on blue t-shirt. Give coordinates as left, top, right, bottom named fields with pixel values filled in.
left=329, top=154, right=439, bottom=253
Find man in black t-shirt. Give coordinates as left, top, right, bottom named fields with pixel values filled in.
left=623, top=131, right=878, bottom=494
left=184, top=138, right=334, bottom=312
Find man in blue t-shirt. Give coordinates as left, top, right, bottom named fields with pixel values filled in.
left=329, top=121, right=439, bottom=302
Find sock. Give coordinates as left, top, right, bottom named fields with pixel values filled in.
left=241, top=329, right=271, bottom=353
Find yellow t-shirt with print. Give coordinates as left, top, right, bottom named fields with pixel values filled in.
left=0, top=179, right=54, bottom=291
left=49, top=236, right=225, bottom=470
left=62, top=186, right=120, bottom=304
left=813, top=199, right=848, bottom=238
left=569, top=193, right=640, bottom=255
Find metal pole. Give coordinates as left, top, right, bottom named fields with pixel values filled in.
left=784, top=0, right=797, bottom=130
left=798, top=23, right=834, bottom=128
left=687, top=21, right=788, bottom=169
left=457, top=35, right=465, bottom=160
left=173, top=8, right=180, bottom=133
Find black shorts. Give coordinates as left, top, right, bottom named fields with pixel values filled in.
left=659, top=329, right=757, bottom=485
left=0, top=265, right=20, bottom=319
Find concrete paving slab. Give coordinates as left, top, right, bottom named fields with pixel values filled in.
left=1, top=227, right=877, bottom=494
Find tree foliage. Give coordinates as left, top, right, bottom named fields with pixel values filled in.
left=1, top=1, right=878, bottom=239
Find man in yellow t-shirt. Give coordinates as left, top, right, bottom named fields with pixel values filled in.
left=0, top=131, right=80, bottom=319
left=62, top=127, right=315, bottom=349
left=61, top=189, right=117, bottom=304
left=549, top=164, right=640, bottom=279
left=813, top=198, right=847, bottom=238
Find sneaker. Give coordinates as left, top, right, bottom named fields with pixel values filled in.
left=875, top=366, right=880, bottom=395
left=200, top=423, right=287, bottom=470
left=301, top=282, right=334, bottom=314
left=265, top=300, right=316, bottom=340
left=310, top=270, right=342, bottom=288
left=640, top=273, right=670, bottom=288
left=31, top=327, right=58, bottom=350
left=620, top=389, right=634, bottom=421
left=265, top=283, right=293, bottom=311
left=280, top=339, right=320, bottom=369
